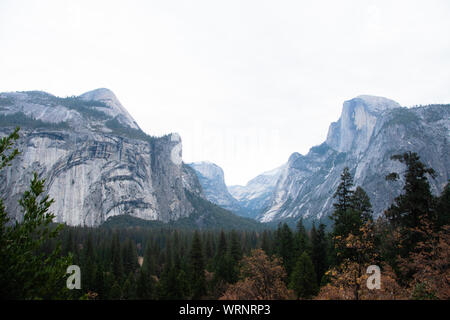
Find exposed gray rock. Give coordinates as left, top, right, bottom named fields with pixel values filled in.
left=259, top=96, right=449, bottom=223
left=80, top=88, right=140, bottom=130
left=326, top=95, right=400, bottom=154
left=0, top=89, right=204, bottom=227
left=188, top=161, right=242, bottom=214
left=228, top=165, right=284, bottom=218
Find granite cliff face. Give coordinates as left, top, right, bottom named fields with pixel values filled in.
left=188, top=162, right=242, bottom=214
left=0, top=89, right=203, bottom=226
left=259, top=96, right=449, bottom=223
left=188, top=161, right=283, bottom=218
left=189, top=95, right=449, bottom=224
left=228, top=166, right=284, bottom=218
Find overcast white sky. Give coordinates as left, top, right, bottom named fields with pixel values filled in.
left=1, top=0, right=449, bottom=185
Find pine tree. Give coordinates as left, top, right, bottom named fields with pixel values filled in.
left=175, top=269, right=191, bottom=299
left=158, top=264, right=190, bottom=300
left=311, top=223, right=328, bottom=286
left=109, top=281, right=122, bottom=300
left=204, top=232, right=214, bottom=264
left=228, top=231, right=242, bottom=283
left=275, top=223, right=295, bottom=276
left=190, top=231, right=206, bottom=299
left=142, top=242, right=156, bottom=277
left=289, top=252, right=318, bottom=299
left=229, top=231, right=243, bottom=262
left=136, top=269, right=153, bottom=299
left=261, top=230, right=271, bottom=255
left=332, top=167, right=354, bottom=213
left=352, top=186, right=373, bottom=223
left=214, top=230, right=229, bottom=283
left=122, top=238, right=138, bottom=276
left=82, top=233, right=96, bottom=292
left=172, top=230, right=182, bottom=268
left=294, top=219, right=309, bottom=256
left=122, top=272, right=136, bottom=299
left=63, top=229, right=75, bottom=256
left=330, top=168, right=359, bottom=239
left=331, top=168, right=373, bottom=264
left=0, top=128, right=72, bottom=299
left=111, top=232, right=123, bottom=281
left=436, top=182, right=450, bottom=228
left=93, top=264, right=105, bottom=299
left=165, top=237, right=173, bottom=270
left=385, top=152, right=437, bottom=256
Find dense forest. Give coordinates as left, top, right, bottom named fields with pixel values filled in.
left=0, top=128, right=448, bottom=300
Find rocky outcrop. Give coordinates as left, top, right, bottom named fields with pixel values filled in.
left=258, top=96, right=449, bottom=223
left=188, top=161, right=242, bottom=214
left=228, top=165, right=284, bottom=218
left=326, top=95, right=401, bottom=154
left=79, top=88, right=140, bottom=130
left=148, top=95, right=448, bottom=225
left=0, top=89, right=204, bottom=226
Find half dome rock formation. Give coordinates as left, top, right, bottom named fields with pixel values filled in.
left=258, top=96, right=449, bottom=223
left=189, top=95, right=449, bottom=225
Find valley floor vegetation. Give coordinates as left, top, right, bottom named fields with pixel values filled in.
left=0, top=128, right=449, bottom=300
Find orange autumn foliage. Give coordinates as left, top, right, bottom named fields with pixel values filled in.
left=220, top=249, right=293, bottom=300
left=400, top=224, right=450, bottom=299
left=316, top=262, right=407, bottom=300
left=317, top=222, right=407, bottom=300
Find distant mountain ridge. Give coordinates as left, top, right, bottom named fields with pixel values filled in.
left=190, top=96, right=449, bottom=224
left=188, top=162, right=243, bottom=214
left=228, top=165, right=284, bottom=218
left=0, top=89, right=262, bottom=230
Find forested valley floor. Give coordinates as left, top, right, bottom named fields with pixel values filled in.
left=0, top=129, right=449, bottom=300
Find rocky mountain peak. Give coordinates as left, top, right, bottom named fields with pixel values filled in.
left=0, top=89, right=207, bottom=226
left=257, top=100, right=449, bottom=224
left=352, top=95, right=401, bottom=113
left=189, top=161, right=225, bottom=181
left=80, top=88, right=117, bottom=101
left=188, top=161, right=243, bottom=214
left=326, top=95, right=402, bottom=153
left=80, top=88, right=140, bottom=130
left=288, top=152, right=302, bottom=166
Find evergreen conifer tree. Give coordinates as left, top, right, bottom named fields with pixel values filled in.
left=311, top=223, right=328, bottom=286
left=0, top=128, right=72, bottom=299
left=295, top=219, right=309, bottom=256
left=190, top=231, right=206, bottom=299
left=385, top=152, right=437, bottom=255
left=275, top=223, right=295, bottom=276
left=214, top=230, right=229, bottom=282
left=111, top=232, right=123, bottom=281
left=289, top=252, right=318, bottom=299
